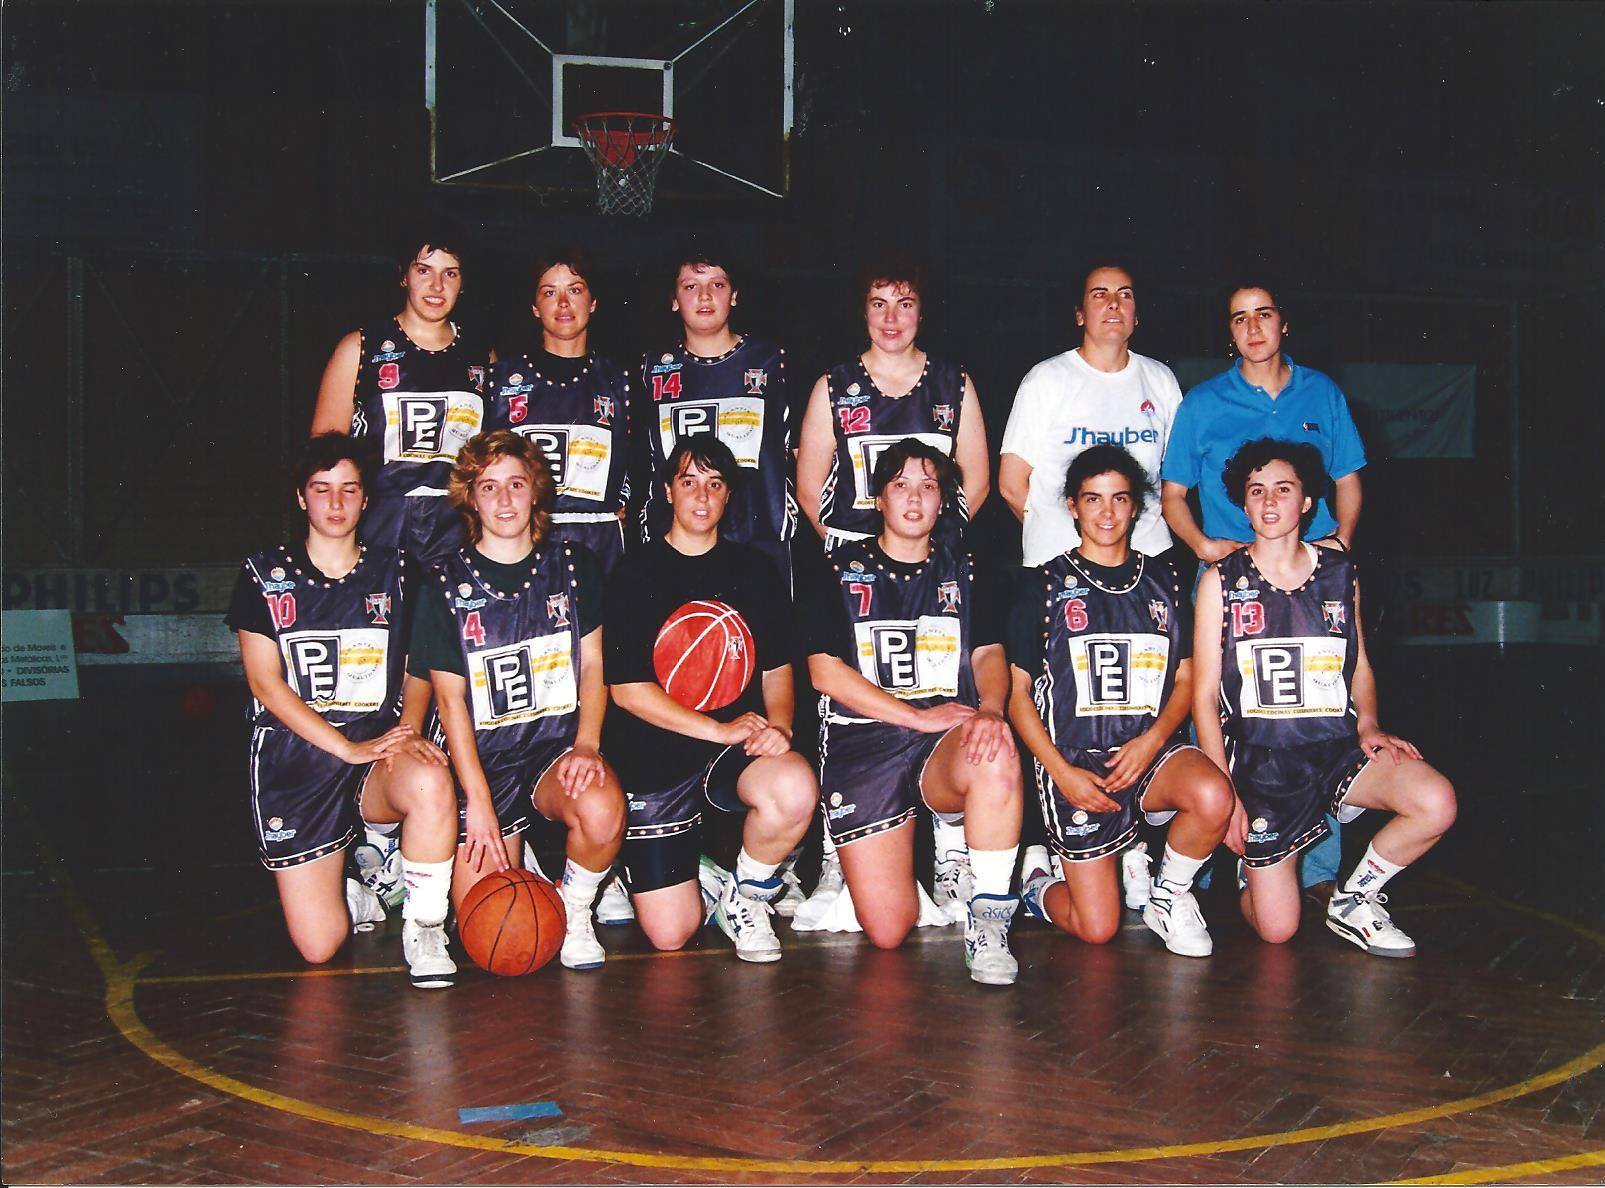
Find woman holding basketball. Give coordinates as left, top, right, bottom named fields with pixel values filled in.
left=227, top=434, right=459, bottom=988
left=602, top=436, right=817, bottom=962
left=407, top=430, right=625, bottom=970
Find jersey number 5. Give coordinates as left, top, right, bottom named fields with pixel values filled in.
left=462, top=610, right=487, bottom=647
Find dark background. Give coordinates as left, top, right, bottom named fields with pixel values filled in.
left=5, top=0, right=1603, bottom=571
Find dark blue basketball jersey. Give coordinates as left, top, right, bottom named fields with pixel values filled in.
left=1216, top=546, right=1359, bottom=747
left=818, top=356, right=967, bottom=539
left=637, top=337, right=795, bottom=546
left=1027, top=552, right=1187, bottom=752
left=435, top=543, right=587, bottom=764
left=484, top=355, right=632, bottom=519
left=238, top=545, right=409, bottom=739
left=819, top=540, right=977, bottom=720
left=350, top=319, right=488, bottom=504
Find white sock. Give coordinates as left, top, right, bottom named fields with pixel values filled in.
left=821, top=827, right=840, bottom=862
left=400, top=857, right=453, bottom=926
left=933, top=815, right=967, bottom=857
left=735, top=848, right=781, bottom=888
left=561, top=858, right=608, bottom=906
left=1152, top=845, right=1208, bottom=900
left=968, top=846, right=1018, bottom=898
left=1342, top=843, right=1405, bottom=897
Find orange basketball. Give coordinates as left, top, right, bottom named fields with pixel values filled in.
left=457, top=868, right=566, bottom=976
left=652, top=599, right=756, bottom=711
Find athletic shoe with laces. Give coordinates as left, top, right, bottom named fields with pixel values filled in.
left=353, top=838, right=406, bottom=909
left=773, top=863, right=807, bottom=919
left=1142, top=888, right=1214, bottom=957
left=558, top=884, right=606, bottom=969
left=964, top=893, right=1020, bottom=986
left=793, top=851, right=845, bottom=929
left=1019, top=845, right=1056, bottom=923
left=401, top=918, right=457, bottom=988
left=345, top=877, right=387, bottom=932
left=932, top=845, right=975, bottom=926
left=698, top=855, right=731, bottom=925
left=594, top=876, right=635, bottom=925
left=1120, top=841, right=1152, bottom=910
left=1327, top=890, right=1417, bottom=957
left=714, top=875, right=783, bottom=962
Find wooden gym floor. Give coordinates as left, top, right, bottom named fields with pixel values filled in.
left=4, top=646, right=1603, bottom=1185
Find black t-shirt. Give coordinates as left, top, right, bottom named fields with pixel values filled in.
left=407, top=546, right=603, bottom=679
left=798, top=540, right=1007, bottom=665
left=1006, top=550, right=1193, bottom=674
left=602, top=537, right=792, bottom=778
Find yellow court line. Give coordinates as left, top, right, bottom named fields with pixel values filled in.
left=1389, top=1146, right=1605, bottom=1185
left=39, top=825, right=1605, bottom=1177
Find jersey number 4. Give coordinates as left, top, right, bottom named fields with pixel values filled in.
left=462, top=610, right=487, bottom=647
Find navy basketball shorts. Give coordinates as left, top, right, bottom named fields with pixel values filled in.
left=361, top=492, right=467, bottom=568
left=817, top=718, right=955, bottom=847
left=618, top=744, right=757, bottom=893
left=1036, top=740, right=1196, bottom=863
left=550, top=516, right=626, bottom=574
left=1228, top=736, right=1370, bottom=868
left=248, top=725, right=370, bottom=870
left=462, top=738, right=575, bottom=841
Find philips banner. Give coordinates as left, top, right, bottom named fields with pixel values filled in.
left=1171, top=360, right=1476, bottom=461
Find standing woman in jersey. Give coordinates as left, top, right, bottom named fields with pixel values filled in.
left=407, top=430, right=626, bottom=969
left=311, top=232, right=491, bottom=566
left=227, top=434, right=460, bottom=988
left=482, top=247, right=632, bottom=574
left=795, top=256, right=992, bottom=923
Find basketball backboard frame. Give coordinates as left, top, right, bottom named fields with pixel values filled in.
left=425, top=0, right=794, bottom=200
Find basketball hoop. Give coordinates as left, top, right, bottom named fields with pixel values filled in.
left=574, top=112, right=677, bottom=217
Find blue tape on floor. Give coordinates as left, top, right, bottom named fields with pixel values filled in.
left=457, top=1101, right=563, bottom=1125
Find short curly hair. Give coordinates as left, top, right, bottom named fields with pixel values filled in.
left=1222, top=438, right=1327, bottom=534
left=1062, top=444, right=1151, bottom=520
left=448, top=430, right=555, bottom=545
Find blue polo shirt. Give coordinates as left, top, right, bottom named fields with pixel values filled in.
left=1160, top=358, right=1366, bottom=543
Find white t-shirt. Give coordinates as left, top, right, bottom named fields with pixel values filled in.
left=1000, top=348, right=1183, bottom=565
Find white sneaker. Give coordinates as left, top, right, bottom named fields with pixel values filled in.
left=558, top=884, right=606, bottom=969
left=697, top=856, right=731, bottom=925
left=964, top=894, right=1020, bottom=986
left=932, top=844, right=975, bottom=926
left=793, top=851, right=845, bottom=929
left=401, top=918, right=456, bottom=988
left=353, top=837, right=406, bottom=909
left=1327, top=891, right=1417, bottom=958
left=714, top=876, right=783, bottom=962
left=345, top=877, right=387, bottom=932
left=1019, top=845, right=1056, bottom=923
left=521, top=841, right=549, bottom=879
left=594, top=876, right=635, bottom=925
left=773, top=863, right=807, bottom=919
left=1142, top=889, right=1214, bottom=957
left=1120, top=841, right=1152, bottom=910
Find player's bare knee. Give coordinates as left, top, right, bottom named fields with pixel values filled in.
left=294, top=929, right=345, bottom=965
left=1416, top=772, right=1457, bottom=834
left=642, top=918, right=697, bottom=951
left=862, top=913, right=915, bottom=950
left=1193, top=771, right=1235, bottom=826
left=1074, top=911, right=1120, bottom=946
left=576, top=786, right=626, bottom=845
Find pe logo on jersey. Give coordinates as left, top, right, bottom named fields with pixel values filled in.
left=366, top=593, right=391, bottom=625
left=1148, top=599, right=1168, bottom=631
left=937, top=580, right=961, bottom=612
left=546, top=593, right=570, bottom=627
left=933, top=404, right=955, bottom=431
left=1322, top=600, right=1346, bottom=633
left=743, top=368, right=768, bottom=395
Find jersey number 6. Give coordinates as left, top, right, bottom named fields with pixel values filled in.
left=1063, top=598, right=1088, bottom=632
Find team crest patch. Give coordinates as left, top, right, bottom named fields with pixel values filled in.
left=937, top=580, right=961, bottom=612
left=1322, top=600, right=1347, bottom=633
left=744, top=368, right=768, bottom=395
left=468, top=365, right=486, bottom=390
left=546, top=593, right=570, bottom=627
left=1148, top=599, right=1169, bottom=631
left=594, top=395, right=614, bottom=425
left=365, top=593, right=392, bottom=625
left=933, top=403, right=955, bottom=431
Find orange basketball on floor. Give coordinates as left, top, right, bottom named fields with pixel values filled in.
left=653, top=599, right=756, bottom=711
left=457, top=868, right=566, bottom=976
